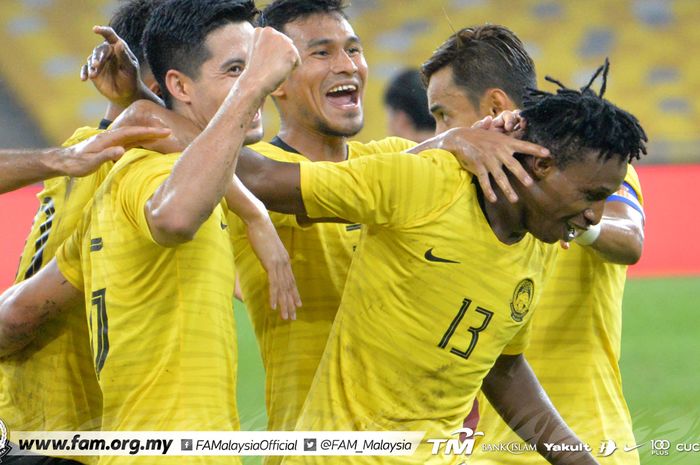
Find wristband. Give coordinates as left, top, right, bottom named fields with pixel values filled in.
left=574, top=222, right=602, bottom=245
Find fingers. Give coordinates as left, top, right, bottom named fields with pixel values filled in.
left=268, top=259, right=302, bottom=321
left=474, top=167, right=497, bottom=203
left=559, top=240, right=571, bottom=250
left=93, top=25, right=120, bottom=45
left=87, top=43, right=113, bottom=79
left=96, top=146, right=126, bottom=163
left=510, top=139, right=550, bottom=158
left=485, top=159, right=519, bottom=203
left=80, top=63, right=89, bottom=81
left=501, top=155, right=534, bottom=187
left=95, top=126, right=171, bottom=150
left=471, top=115, right=493, bottom=130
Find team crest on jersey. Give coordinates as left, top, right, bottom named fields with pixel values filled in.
left=510, top=279, right=534, bottom=322
left=0, top=417, right=11, bottom=461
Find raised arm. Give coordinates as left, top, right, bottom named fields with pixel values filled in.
left=80, top=26, right=163, bottom=121
left=143, top=27, right=299, bottom=246
left=0, top=126, right=170, bottom=195
left=575, top=183, right=645, bottom=265
left=0, top=260, right=82, bottom=357
left=482, top=354, right=600, bottom=465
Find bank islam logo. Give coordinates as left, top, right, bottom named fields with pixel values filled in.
left=427, top=428, right=484, bottom=456
left=0, top=418, right=11, bottom=462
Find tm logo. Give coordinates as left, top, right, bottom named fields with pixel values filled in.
left=427, top=428, right=484, bottom=456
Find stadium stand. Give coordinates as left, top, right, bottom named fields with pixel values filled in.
left=0, top=0, right=698, bottom=160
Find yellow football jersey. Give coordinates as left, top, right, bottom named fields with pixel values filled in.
left=282, top=150, right=558, bottom=465
left=472, top=165, right=644, bottom=465
left=233, top=137, right=414, bottom=465
left=1, top=127, right=106, bottom=452
left=56, top=148, right=240, bottom=465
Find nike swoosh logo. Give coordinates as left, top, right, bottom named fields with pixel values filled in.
left=623, top=444, right=644, bottom=452
left=424, top=248, right=460, bottom=264
left=220, top=221, right=228, bottom=230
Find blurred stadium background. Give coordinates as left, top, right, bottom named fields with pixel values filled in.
left=0, top=0, right=698, bottom=464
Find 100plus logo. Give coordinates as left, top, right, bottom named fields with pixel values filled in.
left=427, top=428, right=484, bottom=455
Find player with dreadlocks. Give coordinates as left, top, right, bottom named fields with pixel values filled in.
left=473, top=60, right=647, bottom=465
left=222, top=60, right=648, bottom=464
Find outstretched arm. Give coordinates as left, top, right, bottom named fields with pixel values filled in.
left=0, top=126, right=170, bottom=195
left=0, top=260, right=82, bottom=357
left=482, top=354, right=599, bottom=465
left=407, top=122, right=549, bottom=204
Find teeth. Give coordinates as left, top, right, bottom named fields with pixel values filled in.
left=328, top=84, right=357, bottom=94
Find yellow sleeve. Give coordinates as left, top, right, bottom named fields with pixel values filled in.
left=61, top=126, right=103, bottom=147
left=350, top=137, right=418, bottom=156
left=55, top=211, right=88, bottom=291
left=501, top=316, right=533, bottom=355
left=622, top=163, right=644, bottom=205
left=116, top=151, right=179, bottom=243
left=299, top=149, right=465, bottom=227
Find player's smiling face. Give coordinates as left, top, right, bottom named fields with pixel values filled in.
left=186, top=21, right=263, bottom=144
left=427, top=66, right=482, bottom=133
left=522, top=149, right=626, bottom=243
left=274, top=12, right=367, bottom=137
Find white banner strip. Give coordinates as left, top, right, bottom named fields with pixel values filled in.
left=10, top=431, right=425, bottom=456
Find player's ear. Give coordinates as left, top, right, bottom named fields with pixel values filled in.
left=481, top=88, right=517, bottom=117
left=270, top=79, right=288, bottom=98
left=529, top=154, right=556, bottom=180
left=165, top=70, right=193, bottom=105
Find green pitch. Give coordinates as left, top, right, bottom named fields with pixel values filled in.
left=235, top=276, right=700, bottom=465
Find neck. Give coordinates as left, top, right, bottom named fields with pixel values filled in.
left=478, top=179, right=528, bottom=245
left=277, top=120, right=348, bottom=162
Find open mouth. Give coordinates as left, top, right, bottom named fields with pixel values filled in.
left=326, top=84, right=359, bottom=109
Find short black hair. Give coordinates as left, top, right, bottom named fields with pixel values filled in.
left=109, top=0, right=165, bottom=67
left=421, top=24, right=536, bottom=108
left=384, top=68, right=435, bottom=132
left=521, top=59, right=647, bottom=167
left=143, top=0, right=258, bottom=107
left=259, top=0, right=347, bottom=31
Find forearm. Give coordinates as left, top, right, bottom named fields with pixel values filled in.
left=146, top=80, right=265, bottom=244
left=0, top=148, right=66, bottom=194
left=482, top=354, right=598, bottom=465
left=587, top=215, right=644, bottom=265
left=225, top=176, right=268, bottom=224
left=236, top=147, right=306, bottom=215
left=103, top=81, right=164, bottom=122
left=0, top=266, right=80, bottom=357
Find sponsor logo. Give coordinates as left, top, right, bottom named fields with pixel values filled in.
left=424, top=248, right=460, bottom=264
left=651, top=439, right=671, bottom=456
left=427, top=428, right=484, bottom=456
left=599, top=439, right=617, bottom=456
left=623, top=442, right=644, bottom=453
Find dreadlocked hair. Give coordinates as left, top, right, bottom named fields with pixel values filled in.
left=520, top=58, right=647, bottom=167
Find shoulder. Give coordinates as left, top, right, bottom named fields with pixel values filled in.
left=348, top=136, right=417, bottom=158
left=248, top=141, right=308, bottom=162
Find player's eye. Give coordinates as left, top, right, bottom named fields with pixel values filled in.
left=347, top=46, right=362, bottom=55
left=228, top=65, right=244, bottom=75
left=312, top=49, right=330, bottom=57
